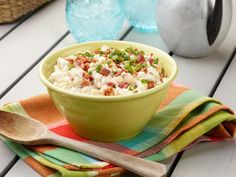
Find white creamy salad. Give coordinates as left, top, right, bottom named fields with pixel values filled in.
left=49, top=46, right=168, bottom=96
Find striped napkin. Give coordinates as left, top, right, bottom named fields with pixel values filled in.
left=1, top=84, right=236, bottom=177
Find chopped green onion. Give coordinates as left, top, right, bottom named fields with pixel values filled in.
left=107, top=60, right=112, bottom=65
left=142, top=62, right=148, bottom=68
left=129, top=66, right=135, bottom=74
left=141, top=79, right=150, bottom=84
left=124, top=61, right=131, bottom=69
left=115, top=50, right=122, bottom=56
left=128, top=85, right=135, bottom=91
left=124, top=55, right=129, bottom=61
left=140, top=50, right=145, bottom=55
left=125, top=47, right=134, bottom=53
left=68, top=63, right=74, bottom=70
left=96, top=65, right=102, bottom=73
left=85, top=51, right=92, bottom=57
left=135, top=63, right=142, bottom=71
left=134, top=49, right=139, bottom=55
left=99, top=51, right=104, bottom=55
left=112, top=55, right=118, bottom=60
left=153, top=57, right=159, bottom=64
left=108, top=54, right=113, bottom=59
left=161, top=68, right=165, bottom=74
left=88, top=70, right=93, bottom=75
left=124, top=61, right=134, bottom=73
left=130, top=57, right=136, bottom=64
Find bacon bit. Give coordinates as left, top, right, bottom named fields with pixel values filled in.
left=89, top=76, right=94, bottom=81
left=106, top=82, right=115, bottom=87
left=83, top=72, right=93, bottom=81
left=100, top=68, right=110, bottom=76
left=118, top=82, right=129, bottom=89
left=104, top=87, right=114, bottom=96
left=149, top=58, right=154, bottom=64
left=75, top=59, right=82, bottom=67
left=70, top=77, right=74, bottom=81
left=115, top=70, right=123, bottom=76
left=137, top=54, right=145, bottom=63
left=81, top=80, right=90, bottom=87
left=79, top=56, right=88, bottom=62
left=91, top=59, right=97, bottom=63
left=94, top=50, right=100, bottom=54
left=65, top=58, right=74, bottom=64
left=83, top=72, right=90, bottom=79
left=75, top=56, right=88, bottom=66
left=141, top=68, right=148, bottom=73
left=83, top=63, right=90, bottom=71
left=160, top=74, right=165, bottom=82
left=147, top=81, right=155, bottom=89
left=116, top=64, right=123, bottom=69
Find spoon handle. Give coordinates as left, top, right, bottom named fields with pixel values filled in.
left=47, top=131, right=166, bottom=177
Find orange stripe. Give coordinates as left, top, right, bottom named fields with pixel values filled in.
left=20, top=94, right=64, bottom=125
left=159, top=84, right=188, bottom=109
left=24, top=157, right=56, bottom=177
left=29, top=145, right=58, bottom=153
left=138, top=105, right=231, bottom=157
left=97, top=167, right=125, bottom=176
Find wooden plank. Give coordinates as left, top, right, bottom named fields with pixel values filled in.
left=214, top=54, right=236, bottom=109
left=0, top=0, right=67, bottom=95
left=5, top=160, right=40, bottom=177
left=0, top=24, right=15, bottom=39
left=0, top=20, right=130, bottom=176
left=172, top=55, right=236, bottom=177
left=170, top=139, right=236, bottom=177
left=168, top=1, right=236, bottom=176
left=173, top=47, right=233, bottom=95
left=0, top=141, right=16, bottom=174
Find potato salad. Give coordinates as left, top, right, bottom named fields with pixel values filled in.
left=49, top=46, right=168, bottom=96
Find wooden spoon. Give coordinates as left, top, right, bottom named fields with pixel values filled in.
left=0, top=110, right=166, bottom=177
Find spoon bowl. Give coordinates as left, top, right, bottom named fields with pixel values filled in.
left=0, top=110, right=166, bottom=177
left=0, top=111, right=47, bottom=144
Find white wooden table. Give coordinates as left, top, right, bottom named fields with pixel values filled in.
left=0, top=1, right=235, bottom=177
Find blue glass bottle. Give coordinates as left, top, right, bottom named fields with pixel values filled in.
left=66, top=0, right=125, bottom=42
left=123, top=0, right=158, bottom=32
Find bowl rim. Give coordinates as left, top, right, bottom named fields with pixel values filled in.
left=39, top=40, right=178, bottom=101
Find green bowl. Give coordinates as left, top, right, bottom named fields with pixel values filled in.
left=39, top=40, right=177, bottom=142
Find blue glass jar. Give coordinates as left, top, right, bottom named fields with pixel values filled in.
left=123, top=0, right=158, bottom=32
left=66, top=0, right=125, bottom=42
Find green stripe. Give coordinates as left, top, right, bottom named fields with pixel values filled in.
left=42, top=147, right=92, bottom=164
left=119, top=90, right=220, bottom=151
left=145, top=110, right=235, bottom=161
left=1, top=102, right=28, bottom=116
left=39, top=153, right=66, bottom=166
